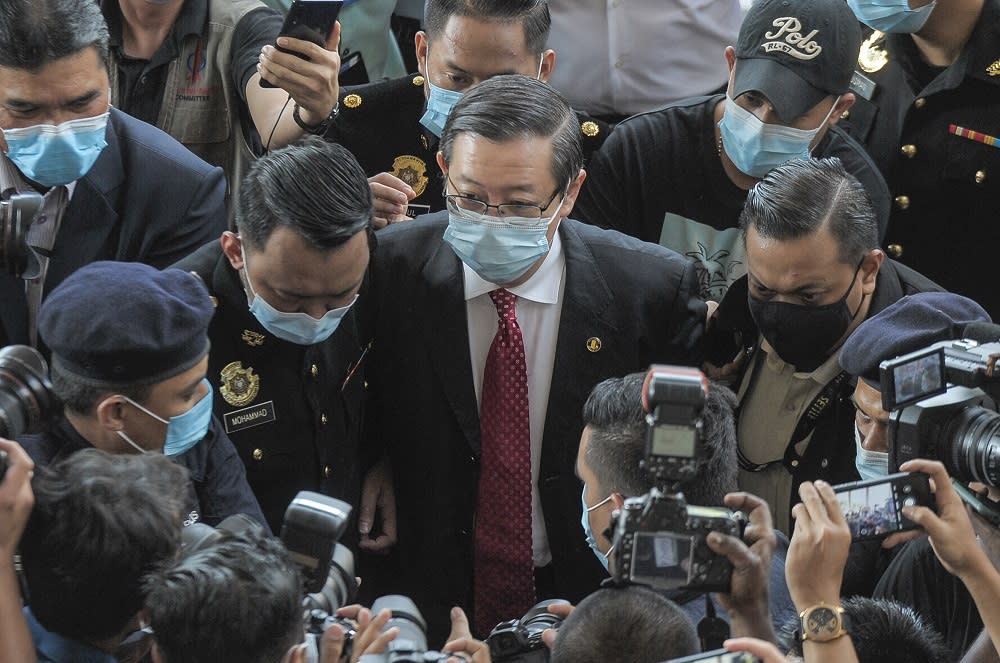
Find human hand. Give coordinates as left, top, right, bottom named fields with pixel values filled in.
left=708, top=492, right=776, bottom=640
left=786, top=480, right=851, bottom=609
left=894, top=460, right=990, bottom=580
left=724, top=637, right=786, bottom=662
left=0, top=439, right=34, bottom=558
left=442, top=607, right=493, bottom=662
left=258, top=22, right=341, bottom=123
left=369, top=173, right=416, bottom=228
left=359, top=458, right=397, bottom=552
left=540, top=602, right=574, bottom=649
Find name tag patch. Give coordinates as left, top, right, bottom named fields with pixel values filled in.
left=224, top=400, right=277, bottom=434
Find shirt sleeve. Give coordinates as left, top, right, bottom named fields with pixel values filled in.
left=231, top=7, right=284, bottom=103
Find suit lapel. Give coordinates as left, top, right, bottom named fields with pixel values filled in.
left=421, top=239, right=481, bottom=454
left=541, top=221, right=626, bottom=472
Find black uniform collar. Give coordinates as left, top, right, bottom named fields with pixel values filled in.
left=104, top=0, right=209, bottom=64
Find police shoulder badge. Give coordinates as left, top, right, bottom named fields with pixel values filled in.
left=391, top=155, right=429, bottom=197
left=220, top=361, right=260, bottom=407
left=859, top=31, right=888, bottom=74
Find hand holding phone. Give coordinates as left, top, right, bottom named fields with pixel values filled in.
left=259, top=0, right=343, bottom=89
left=832, top=472, right=934, bottom=541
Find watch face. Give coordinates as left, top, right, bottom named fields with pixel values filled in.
left=806, top=607, right=840, bottom=638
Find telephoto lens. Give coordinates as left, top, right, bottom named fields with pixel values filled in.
left=0, top=345, right=61, bottom=439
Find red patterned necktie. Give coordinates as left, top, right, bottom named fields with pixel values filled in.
left=473, top=288, right=535, bottom=636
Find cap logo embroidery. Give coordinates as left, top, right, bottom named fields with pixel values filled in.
left=763, top=18, right=822, bottom=61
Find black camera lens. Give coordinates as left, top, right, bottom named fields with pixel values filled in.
left=944, top=407, right=1000, bottom=487
left=303, top=542, right=357, bottom=615
left=0, top=345, right=60, bottom=439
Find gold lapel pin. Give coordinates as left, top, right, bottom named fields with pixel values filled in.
left=586, top=337, right=602, bottom=353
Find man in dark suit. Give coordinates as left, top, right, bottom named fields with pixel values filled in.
left=364, top=74, right=706, bottom=642
left=0, top=0, right=226, bottom=348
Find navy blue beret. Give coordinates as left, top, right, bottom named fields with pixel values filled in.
left=39, top=261, right=213, bottom=386
left=839, top=292, right=991, bottom=386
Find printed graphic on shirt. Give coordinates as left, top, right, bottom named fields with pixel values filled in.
left=659, top=213, right=746, bottom=301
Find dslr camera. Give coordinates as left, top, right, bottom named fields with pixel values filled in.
left=880, top=333, right=1000, bottom=485
left=609, top=366, right=745, bottom=593
left=0, top=344, right=61, bottom=480
left=485, top=599, right=569, bottom=663
left=356, top=595, right=452, bottom=663
left=182, top=491, right=357, bottom=663
left=1, top=192, right=44, bottom=279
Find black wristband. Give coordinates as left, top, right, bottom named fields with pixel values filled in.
left=293, top=102, right=339, bottom=135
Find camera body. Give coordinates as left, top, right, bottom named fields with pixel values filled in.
left=608, top=366, right=744, bottom=593
left=486, top=599, right=569, bottom=663
left=610, top=488, right=744, bottom=593
left=0, top=344, right=61, bottom=480
left=880, top=338, right=1000, bottom=485
left=1, top=192, right=43, bottom=279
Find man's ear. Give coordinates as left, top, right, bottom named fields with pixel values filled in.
left=828, top=92, right=856, bottom=126
left=611, top=492, right=626, bottom=511
left=556, top=168, right=587, bottom=220
left=538, top=49, right=556, bottom=82
left=860, top=249, right=884, bottom=296
left=436, top=150, right=448, bottom=177
left=95, top=394, right=127, bottom=432
left=220, top=231, right=244, bottom=271
left=415, top=31, right=429, bottom=76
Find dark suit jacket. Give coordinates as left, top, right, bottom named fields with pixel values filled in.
left=365, top=213, right=706, bottom=640
left=0, top=108, right=227, bottom=346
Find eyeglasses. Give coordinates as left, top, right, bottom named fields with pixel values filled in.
left=445, top=175, right=563, bottom=221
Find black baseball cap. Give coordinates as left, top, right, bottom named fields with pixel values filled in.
left=733, top=0, right=861, bottom=122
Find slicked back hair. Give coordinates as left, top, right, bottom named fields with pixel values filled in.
left=582, top=373, right=739, bottom=505
left=739, top=157, right=879, bottom=265
left=0, top=0, right=109, bottom=71
left=423, top=0, right=551, bottom=54
left=236, top=136, right=373, bottom=252
left=440, top=75, right=582, bottom=191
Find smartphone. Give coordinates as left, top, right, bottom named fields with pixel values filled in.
left=666, top=649, right=761, bottom=663
left=952, top=480, right=1000, bottom=527
left=832, top=472, right=935, bottom=541
left=259, top=0, right=343, bottom=88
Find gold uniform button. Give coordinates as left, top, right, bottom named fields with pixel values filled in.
left=252, top=448, right=264, bottom=462
left=412, top=75, right=425, bottom=86
left=324, top=466, right=332, bottom=479
left=914, top=97, right=926, bottom=109
left=894, top=195, right=911, bottom=210
left=310, top=364, right=319, bottom=378
left=581, top=121, right=600, bottom=138
left=900, top=144, right=917, bottom=158
left=321, top=413, right=328, bottom=425
left=976, top=170, right=987, bottom=185
left=887, top=243, right=904, bottom=258
left=840, top=110, right=850, bottom=120
left=343, top=93, right=362, bottom=109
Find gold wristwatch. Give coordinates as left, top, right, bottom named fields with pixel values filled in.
left=798, top=602, right=851, bottom=643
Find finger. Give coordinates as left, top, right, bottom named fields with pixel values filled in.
left=724, top=637, right=785, bottom=660
left=724, top=491, right=774, bottom=546
left=814, top=480, right=846, bottom=525
left=274, top=36, right=336, bottom=61
left=900, top=504, right=943, bottom=533
left=320, top=622, right=347, bottom=662
left=706, top=531, right=754, bottom=569
left=546, top=603, right=575, bottom=618
left=362, top=626, right=399, bottom=656
left=355, top=609, right=391, bottom=652
left=446, top=607, right=472, bottom=644
left=442, top=637, right=475, bottom=653
left=359, top=533, right=395, bottom=553
left=901, top=460, right=961, bottom=511
left=372, top=216, right=390, bottom=230
left=371, top=184, right=410, bottom=211
left=358, top=475, right=379, bottom=535
left=258, top=59, right=316, bottom=98
left=334, top=604, right=363, bottom=621
left=882, top=529, right=923, bottom=549
left=324, top=20, right=342, bottom=52
left=798, top=481, right=833, bottom=527
left=379, top=487, right=398, bottom=541
left=0, top=439, right=34, bottom=502
left=369, top=174, right=416, bottom=201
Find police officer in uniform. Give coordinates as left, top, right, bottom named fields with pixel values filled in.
left=325, top=0, right=609, bottom=227
left=841, top=0, right=1000, bottom=317
left=173, top=138, right=375, bottom=536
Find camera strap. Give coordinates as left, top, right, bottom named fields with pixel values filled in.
left=737, top=350, right=852, bottom=472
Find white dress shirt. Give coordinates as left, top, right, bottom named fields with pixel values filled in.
left=547, top=0, right=743, bottom=116
left=465, top=230, right=567, bottom=567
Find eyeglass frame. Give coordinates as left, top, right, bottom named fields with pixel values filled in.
left=444, top=174, right=564, bottom=221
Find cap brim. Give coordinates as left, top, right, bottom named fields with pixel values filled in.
left=732, top=58, right=828, bottom=123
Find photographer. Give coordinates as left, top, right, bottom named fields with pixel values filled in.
left=837, top=292, right=995, bottom=657
left=0, top=439, right=36, bottom=663
left=145, top=526, right=396, bottom=663
left=19, top=449, right=189, bottom=662
left=18, top=260, right=266, bottom=528
left=577, top=372, right=794, bottom=639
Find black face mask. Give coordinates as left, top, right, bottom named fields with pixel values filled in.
left=748, top=261, right=866, bottom=372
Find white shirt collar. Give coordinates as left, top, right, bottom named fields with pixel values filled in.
left=462, top=224, right=565, bottom=304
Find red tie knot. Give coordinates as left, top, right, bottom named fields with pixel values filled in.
left=489, top=288, right=518, bottom=322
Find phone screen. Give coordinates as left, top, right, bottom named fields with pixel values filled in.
left=837, top=481, right=902, bottom=539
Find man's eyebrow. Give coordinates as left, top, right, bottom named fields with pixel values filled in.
left=63, top=89, right=101, bottom=106
left=849, top=395, right=891, bottom=423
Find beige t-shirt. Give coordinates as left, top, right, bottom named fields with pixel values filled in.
left=737, top=340, right=845, bottom=533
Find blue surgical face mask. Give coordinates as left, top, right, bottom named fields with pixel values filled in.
left=419, top=54, right=545, bottom=137
left=3, top=111, right=109, bottom=187
left=847, top=0, right=937, bottom=33
left=718, top=95, right=838, bottom=179
left=855, top=423, right=889, bottom=481
left=243, top=251, right=357, bottom=345
left=443, top=193, right=564, bottom=285
left=118, top=379, right=214, bottom=456
left=581, top=486, right=613, bottom=572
